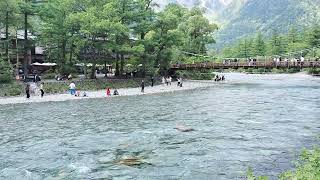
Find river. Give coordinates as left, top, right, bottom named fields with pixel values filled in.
left=0, top=73, right=319, bottom=179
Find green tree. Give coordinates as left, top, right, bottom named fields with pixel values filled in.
left=179, top=7, right=218, bottom=55
left=150, top=4, right=185, bottom=74
left=287, top=26, right=298, bottom=44
left=0, top=0, right=20, bottom=63
left=237, top=38, right=253, bottom=58
left=68, top=0, right=129, bottom=79
left=267, top=30, right=287, bottom=56
left=18, top=0, right=43, bottom=77
left=38, top=0, right=76, bottom=67
left=252, top=32, right=266, bottom=56
left=306, top=25, right=320, bottom=48
left=132, top=0, right=158, bottom=77
left=0, top=57, right=12, bottom=83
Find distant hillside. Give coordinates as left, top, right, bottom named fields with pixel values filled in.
left=161, top=0, right=320, bottom=49
left=215, top=0, right=320, bottom=49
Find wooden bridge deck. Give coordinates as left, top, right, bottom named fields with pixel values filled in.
left=171, top=61, right=320, bottom=70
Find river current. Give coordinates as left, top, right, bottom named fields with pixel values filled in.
left=0, top=73, right=319, bottom=179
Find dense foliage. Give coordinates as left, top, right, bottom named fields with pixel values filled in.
left=0, top=58, right=12, bottom=83
left=280, top=148, right=320, bottom=180
left=247, top=148, right=320, bottom=180
left=0, top=0, right=218, bottom=78
left=176, top=70, right=215, bottom=80
left=222, top=26, right=320, bottom=59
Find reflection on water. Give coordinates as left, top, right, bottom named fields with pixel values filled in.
left=0, top=74, right=319, bottom=179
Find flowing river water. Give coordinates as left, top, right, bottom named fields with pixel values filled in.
left=0, top=73, right=319, bottom=180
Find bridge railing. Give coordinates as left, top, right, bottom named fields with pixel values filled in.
left=171, top=61, right=320, bottom=69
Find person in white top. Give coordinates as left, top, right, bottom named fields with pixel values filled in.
left=168, top=76, right=172, bottom=85
left=69, top=82, right=76, bottom=95
left=300, top=56, right=305, bottom=66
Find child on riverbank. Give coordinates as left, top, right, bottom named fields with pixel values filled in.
left=106, top=88, right=111, bottom=97
left=40, top=82, right=44, bottom=98
left=25, top=84, right=30, bottom=99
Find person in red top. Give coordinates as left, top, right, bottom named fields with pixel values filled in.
left=106, top=88, right=111, bottom=97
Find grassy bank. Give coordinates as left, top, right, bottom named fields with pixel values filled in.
left=175, top=70, right=215, bottom=80
left=0, top=82, right=24, bottom=97
left=0, top=78, right=156, bottom=97
left=247, top=147, right=320, bottom=180
left=307, top=68, right=320, bottom=75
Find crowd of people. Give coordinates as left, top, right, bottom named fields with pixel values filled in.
left=272, top=56, right=310, bottom=66
left=25, top=82, right=44, bottom=99
left=24, top=74, right=224, bottom=99
left=214, top=74, right=225, bottom=82
left=222, top=57, right=320, bottom=67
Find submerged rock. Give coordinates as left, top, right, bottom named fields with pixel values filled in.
left=175, top=125, right=195, bottom=132
left=116, top=156, right=151, bottom=167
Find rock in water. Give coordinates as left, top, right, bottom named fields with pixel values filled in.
left=116, top=156, right=151, bottom=167
left=175, top=125, right=195, bottom=132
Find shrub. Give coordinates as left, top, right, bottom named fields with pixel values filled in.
left=246, top=148, right=320, bottom=180
left=176, top=70, right=214, bottom=80
left=252, top=68, right=268, bottom=74
left=0, top=58, right=12, bottom=84
left=246, top=168, right=268, bottom=180
left=42, top=73, right=56, bottom=79
left=60, top=64, right=77, bottom=75
left=307, top=68, right=320, bottom=75
left=286, top=68, right=301, bottom=74
left=0, top=82, right=23, bottom=97
left=271, top=68, right=286, bottom=74
left=245, top=68, right=254, bottom=74
left=0, top=73, right=12, bottom=84
left=280, top=148, right=320, bottom=180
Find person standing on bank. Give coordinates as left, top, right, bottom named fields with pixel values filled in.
left=141, top=80, right=145, bottom=93
left=151, top=76, right=154, bottom=87
left=25, top=84, right=30, bottom=99
left=69, top=82, right=76, bottom=95
left=40, top=82, right=44, bottom=98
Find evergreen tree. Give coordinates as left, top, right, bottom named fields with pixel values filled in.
left=0, top=57, right=12, bottom=83
left=306, top=25, right=320, bottom=48
left=237, top=38, right=252, bottom=58
left=287, top=26, right=298, bottom=44
left=252, top=32, right=266, bottom=56
left=0, top=0, right=20, bottom=62
left=268, top=30, right=287, bottom=56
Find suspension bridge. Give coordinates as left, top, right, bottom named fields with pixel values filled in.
left=171, top=46, right=320, bottom=70
left=171, top=60, right=320, bottom=70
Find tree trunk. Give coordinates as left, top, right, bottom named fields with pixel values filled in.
left=142, top=54, right=146, bottom=78
left=23, top=12, right=28, bottom=79
left=61, top=39, right=67, bottom=64
left=16, top=30, right=19, bottom=73
left=104, top=61, right=107, bottom=77
left=84, top=63, right=88, bottom=79
left=90, top=62, right=96, bottom=79
left=69, top=43, right=73, bottom=63
left=120, top=53, right=124, bottom=76
left=5, top=11, right=9, bottom=64
left=115, top=53, right=120, bottom=77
